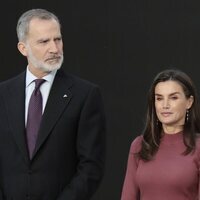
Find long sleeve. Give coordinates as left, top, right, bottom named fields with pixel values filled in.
left=198, top=168, right=200, bottom=200
left=57, top=86, right=106, bottom=200
left=121, top=136, right=142, bottom=200
left=121, top=133, right=200, bottom=200
left=197, top=140, right=200, bottom=200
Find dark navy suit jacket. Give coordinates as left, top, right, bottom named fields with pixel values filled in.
left=0, top=69, right=106, bottom=200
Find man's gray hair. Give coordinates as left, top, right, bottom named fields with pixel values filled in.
left=16, top=8, right=61, bottom=42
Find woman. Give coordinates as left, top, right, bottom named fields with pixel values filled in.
left=121, top=69, right=200, bottom=200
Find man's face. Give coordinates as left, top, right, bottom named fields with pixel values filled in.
left=19, top=18, right=64, bottom=76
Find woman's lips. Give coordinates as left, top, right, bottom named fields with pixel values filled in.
left=161, top=112, right=173, bottom=117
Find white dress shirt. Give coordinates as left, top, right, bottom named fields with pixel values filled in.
left=25, top=67, right=57, bottom=126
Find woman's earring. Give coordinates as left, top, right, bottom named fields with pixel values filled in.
left=186, top=109, right=189, bottom=122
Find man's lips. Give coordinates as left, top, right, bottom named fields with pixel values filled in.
left=46, top=56, right=61, bottom=61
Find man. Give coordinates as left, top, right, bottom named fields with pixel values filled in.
left=0, top=8, right=106, bottom=200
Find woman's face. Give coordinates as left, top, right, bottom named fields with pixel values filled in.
left=154, top=80, right=193, bottom=134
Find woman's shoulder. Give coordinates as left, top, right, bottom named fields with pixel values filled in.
left=194, top=134, right=200, bottom=165
left=195, top=134, right=200, bottom=148
left=193, top=134, right=200, bottom=159
left=130, top=135, right=143, bottom=153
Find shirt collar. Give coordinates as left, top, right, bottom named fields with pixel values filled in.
left=26, top=66, right=57, bottom=88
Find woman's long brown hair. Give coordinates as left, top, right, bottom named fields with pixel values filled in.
left=138, top=69, right=200, bottom=161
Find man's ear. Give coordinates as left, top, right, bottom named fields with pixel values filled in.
left=17, top=42, right=28, bottom=56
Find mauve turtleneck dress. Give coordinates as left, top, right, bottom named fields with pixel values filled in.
left=121, top=132, right=200, bottom=200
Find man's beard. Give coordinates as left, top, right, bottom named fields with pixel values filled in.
left=27, top=48, right=64, bottom=73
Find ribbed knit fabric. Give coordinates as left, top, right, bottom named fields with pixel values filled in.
left=121, top=132, right=200, bottom=200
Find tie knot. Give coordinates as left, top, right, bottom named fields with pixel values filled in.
left=34, top=79, right=45, bottom=90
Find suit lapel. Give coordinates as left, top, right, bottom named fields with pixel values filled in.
left=4, top=72, right=30, bottom=163
left=32, top=70, right=73, bottom=158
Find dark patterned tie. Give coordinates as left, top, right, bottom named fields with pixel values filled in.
left=26, top=79, right=45, bottom=158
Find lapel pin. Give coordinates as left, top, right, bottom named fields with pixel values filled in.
left=63, top=94, right=68, bottom=98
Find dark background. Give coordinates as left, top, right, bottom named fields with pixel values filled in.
left=1, top=1, right=200, bottom=199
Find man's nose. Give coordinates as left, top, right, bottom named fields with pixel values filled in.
left=49, top=41, right=59, bottom=53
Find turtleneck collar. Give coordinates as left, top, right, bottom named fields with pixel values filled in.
left=161, top=131, right=183, bottom=145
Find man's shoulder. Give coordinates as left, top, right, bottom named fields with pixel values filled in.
left=58, top=69, right=99, bottom=90
left=0, top=71, right=25, bottom=90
